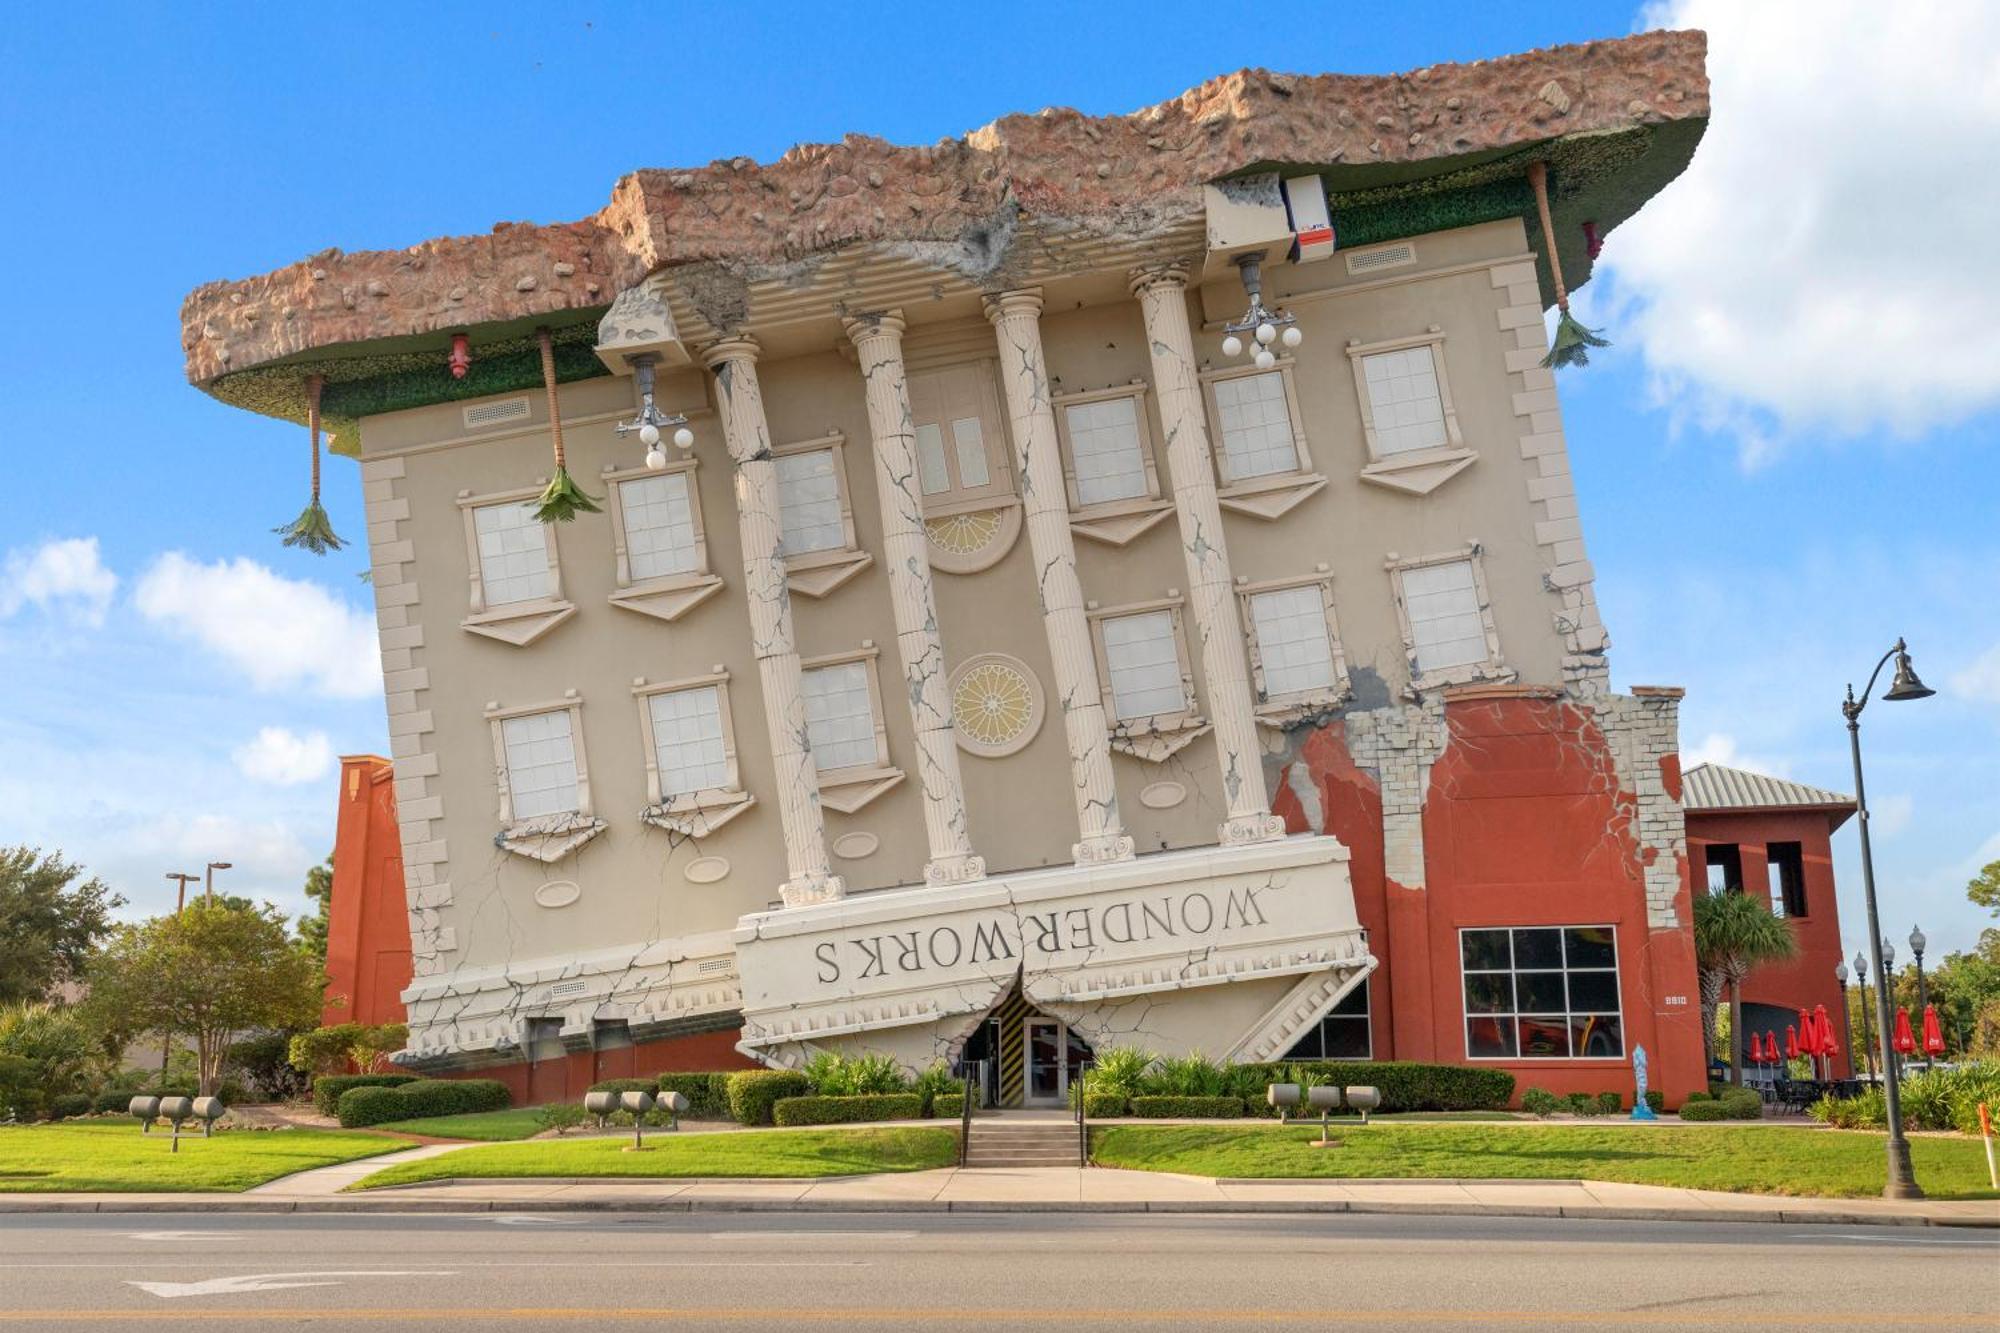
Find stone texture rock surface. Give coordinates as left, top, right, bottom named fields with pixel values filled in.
left=180, top=30, right=1707, bottom=389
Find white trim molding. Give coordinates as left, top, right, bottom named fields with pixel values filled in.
left=1087, top=594, right=1211, bottom=762
left=800, top=643, right=906, bottom=814
left=1053, top=381, right=1175, bottom=547
left=1197, top=358, right=1327, bottom=521
left=483, top=691, right=608, bottom=862
left=1346, top=326, right=1477, bottom=497
left=1236, top=569, right=1353, bottom=727
left=1385, top=543, right=1516, bottom=697
left=602, top=458, right=726, bottom=623
left=632, top=669, right=756, bottom=838
left=456, top=484, right=577, bottom=646
left=772, top=431, right=875, bottom=598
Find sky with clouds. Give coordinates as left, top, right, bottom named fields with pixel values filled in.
left=2, top=2, right=1995, bottom=962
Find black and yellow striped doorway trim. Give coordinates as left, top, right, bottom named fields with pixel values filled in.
left=990, top=987, right=1035, bottom=1108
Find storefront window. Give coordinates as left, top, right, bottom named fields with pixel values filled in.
left=1459, top=926, right=1623, bottom=1060
left=1283, top=979, right=1372, bottom=1060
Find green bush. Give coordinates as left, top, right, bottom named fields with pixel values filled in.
left=1682, top=1090, right=1712, bottom=1103
left=94, top=1081, right=196, bottom=1114
left=1595, top=1091, right=1624, bottom=1115
left=1677, top=1098, right=1733, bottom=1121
left=1129, top=1095, right=1244, bottom=1118
left=228, top=1031, right=312, bottom=1101
left=1898, top=1061, right=2000, bottom=1133
left=586, top=1077, right=658, bottom=1096
left=1285, top=1061, right=1515, bottom=1112
left=1644, top=1089, right=1665, bottom=1114
left=48, top=1093, right=93, bottom=1119
left=1145, top=1052, right=1228, bottom=1097
left=537, top=1103, right=587, bottom=1135
left=312, top=1073, right=417, bottom=1116
left=1520, top=1087, right=1560, bottom=1117
left=334, top=1077, right=508, bottom=1127
left=727, top=1069, right=812, bottom=1126
left=933, top=1091, right=966, bottom=1120
left=800, top=1051, right=909, bottom=1097
left=1563, top=1091, right=1597, bottom=1116
left=1717, top=1089, right=1763, bottom=1119
left=657, top=1072, right=736, bottom=1120
left=1082, top=1090, right=1128, bottom=1118
left=1089, top=1045, right=1157, bottom=1098
left=912, top=1063, right=954, bottom=1116
left=771, top=1093, right=925, bottom=1126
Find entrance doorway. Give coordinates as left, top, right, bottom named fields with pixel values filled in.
left=959, top=988, right=1094, bottom=1108
left=1024, top=1017, right=1067, bottom=1107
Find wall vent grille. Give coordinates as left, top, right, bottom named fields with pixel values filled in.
left=697, top=958, right=733, bottom=975
left=463, top=397, right=533, bottom=430
left=1345, top=242, right=1417, bottom=276
left=548, top=980, right=587, bottom=999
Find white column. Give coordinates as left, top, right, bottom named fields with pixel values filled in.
left=1130, top=266, right=1285, bottom=847
left=703, top=336, right=844, bottom=907
left=984, top=290, right=1134, bottom=865
left=844, top=312, right=985, bottom=886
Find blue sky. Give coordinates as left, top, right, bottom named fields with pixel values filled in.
left=2, top=2, right=1996, bottom=965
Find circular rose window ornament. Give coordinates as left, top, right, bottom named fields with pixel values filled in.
left=949, top=653, right=1044, bottom=758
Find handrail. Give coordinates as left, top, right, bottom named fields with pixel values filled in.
left=1074, top=1061, right=1091, bottom=1168
left=957, top=1059, right=977, bottom=1167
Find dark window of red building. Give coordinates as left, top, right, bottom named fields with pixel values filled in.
left=1459, top=926, right=1624, bottom=1060
left=1704, top=843, right=1743, bottom=895
left=1283, top=978, right=1371, bottom=1060
left=1766, top=841, right=1807, bottom=917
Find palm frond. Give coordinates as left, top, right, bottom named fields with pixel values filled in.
left=531, top=467, right=601, bottom=524
left=273, top=501, right=346, bottom=554
left=1541, top=310, right=1611, bottom=369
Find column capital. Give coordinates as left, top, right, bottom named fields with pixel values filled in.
left=841, top=310, right=907, bottom=345
left=982, top=288, right=1045, bottom=324
left=1127, top=264, right=1191, bottom=298
left=700, top=334, right=761, bottom=370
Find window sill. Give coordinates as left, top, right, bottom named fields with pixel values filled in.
left=1406, top=661, right=1517, bottom=700
left=641, top=789, right=755, bottom=838
left=1068, top=496, right=1174, bottom=548
left=1217, top=471, right=1327, bottom=521
left=1253, top=690, right=1354, bottom=730
left=1107, top=714, right=1211, bottom=763
left=1359, top=447, right=1477, bottom=497
left=784, top=547, right=873, bottom=599
left=462, top=598, right=577, bottom=647
left=496, top=811, right=607, bottom=862
left=817, top=764, right=905, bottom=814
left=608, top=572, right=725, bottom=623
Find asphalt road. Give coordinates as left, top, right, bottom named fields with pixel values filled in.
left=0, top=1211, right=1993, bottom=1331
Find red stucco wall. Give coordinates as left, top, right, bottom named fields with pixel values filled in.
left=325, top=755, right=413, bottom=1029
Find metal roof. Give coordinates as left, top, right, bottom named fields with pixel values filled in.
left=1681, top=762, right=1854, bottom=814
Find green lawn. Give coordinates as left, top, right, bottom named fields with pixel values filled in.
left=1091, top=1122, right=2000, bottom=1201
left=370, top=1107, right=550, bottom=1141
left=355, top=1127, right=957, bottom=1189
left=0, top=1121, right=410, bottom=1193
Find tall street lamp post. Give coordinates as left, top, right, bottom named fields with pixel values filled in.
left=1842, top=636, right=1935, bottom=1199
left=1852, top=951, right=1875, bottom=1081
left=1834, top=961, right=1852, bottom=1079
left=161, top=871, right=199, bottom=1077
left=205, top=860, right=232, bottom=900
left=1909, top=925, right=1929, bottom=1024
left=1882, top=937, right=1898, bottom=1081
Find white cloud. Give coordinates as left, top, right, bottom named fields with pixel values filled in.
left=119, top=813, right=315, bottom=906
left=1614, top=2, right=2000, bottom=461
left=1681, top=731, right=1791, bottom=778
left=132, top=553, right=380, bottom=698
left=233, top=726, right=335, bottom=786
left=1871, top=793, right=1914, bottom=839
left=1952, top=643, right=2000, bottom=704
left=0, top=537, right=118, bottom=625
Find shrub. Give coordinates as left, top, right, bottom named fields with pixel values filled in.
left=933, top=1091, right=965, bottom=1120
left=1129, top=1095, right=1244, bottom=1118
left=1644, top=1089, right=1665, bottom=1114
left=1563, top=1092, right=1597, bottom=1116
left=288, top=1022, right=407, bottom=1077
left=1898, top=1061, right=2000, bottom=1133
left=1520, top=1087, right=1560, bottom=1118
left=727, top=1070, right=811, bottom=1126
left=1286, top=1061, right=1514, bottom=1112
left=1090, top=1045, right=1156, bottom=1098
left=912, top=1063, right=954, bottom=1116
left=312, top=1073, right=417, bottom=1117
left=586, top=1078, right=658, bottom=1096
left=334, top=1077, right=508, bottom=1127
left=771, top=1093, right=924, bottom=1126
left=1595, top=1091, right=1624, bottom=1115
left=657, top=1072, right=736, bottom=1120
left=48, top=1093, right=93, bottom=1120
left=800, top=1051, right=909, bottom=1097
left=1717, top=1088, right=1763, bottom=1119
left=1146, top=1052, right=1228, bottom=1098
left=537, top=1103, right=587, bottom=1135
left=228, top=1031, right=312, bottom=1101
left=1082, top=1090, right=1128, bottom=1118
left=1678, top=1098, right=1733, bottom=1122
left=1682, top=1090, right=1712, bottom=1103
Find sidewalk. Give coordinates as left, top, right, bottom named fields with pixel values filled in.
left=2, top=1154, right=1993, bottom=1226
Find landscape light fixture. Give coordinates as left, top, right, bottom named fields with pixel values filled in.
left=1219, top=252, right=1302, bottom=369
left=1841, top=635, right=1935, bottom=1198
left=616, top=354, right=694, bottom=469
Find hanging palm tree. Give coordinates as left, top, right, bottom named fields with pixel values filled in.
left=273, top=373, right=345, bottom=553
left=1693, top=888, right=1799, bottom=1084
left=530, top=326, right=600, bottom=523
left=1527, top=160, right=1609, bottom=369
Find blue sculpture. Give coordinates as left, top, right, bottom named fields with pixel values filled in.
left=1631, top=1044, right=1658, bottom=1120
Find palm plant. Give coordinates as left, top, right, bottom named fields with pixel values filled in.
left=1693, top=888, right=1798, bottom=1083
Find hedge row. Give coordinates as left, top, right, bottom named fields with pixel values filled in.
left=1679, top=1088, right=1762, bottom=1122
left=336, top=1078, right=510, bottom=1127
left=1245, top=1062, right=1514, bottom=1113
left=658, top=1072, right=736, bottom=1120
left=94, top=1085, right=194, bottom=1115
left=727, top=1070, right=811, bottom=1126
left=772, top=1093, right=925, bottom=1127
left=1130, top=1095, right=1246, bottom=1118
left=933, top=1091, right=966, bottom=1120
left=313, top=1073, right=418, bottom=1117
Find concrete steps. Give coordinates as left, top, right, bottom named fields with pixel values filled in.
left=962, top=1117, right=1082, bottom=1168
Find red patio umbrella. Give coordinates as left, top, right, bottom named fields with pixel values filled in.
left=1893, top=1008, right=1917, bottom=1056
left=1814, top=1005, right=1839, bottom=1056
left=1749, top=1032, right=1765, bottom=1064
left=1922, top=1005, right=1946, bottom=1058
left=1784, top=1025, right=1799, bottom=1060
left=1766, top=1030, right=1781, bottom=1068
left=1798, top=1008, right=1818, bottom=1055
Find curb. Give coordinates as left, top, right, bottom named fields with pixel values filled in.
left=0, top=1195, right=1987, bottom=1227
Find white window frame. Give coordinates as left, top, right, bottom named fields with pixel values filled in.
left=1052, top=382, right=1174, bottom=546
left=483, top=692, right=606, bottom=862
left=800, top=643, right=905, bottom=814
left=602, top=459, right=725, bottom=622
left=457, top=485, right=576, bottom=646
left=1385, top=544, right=1513, bottom=695
left=632, top=669, right=754, bottom=837
left=1086, top=595, right=1210, bottom=762
left=1236, top=570, right=1352, bottom=726
left=1346, top=327, right=1477, bottom=496
left=772, top=432, right=873, bottom=598
left=1457, top=924, right=1626, bottom=1063
left=908, top=359, right=1017, bottom=512
left=1197, top=358, right=1327, bottom=520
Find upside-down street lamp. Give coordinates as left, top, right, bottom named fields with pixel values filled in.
left=1843, top=636, right=1935, bottom=1199
left=615, top=353, right=695, bottom=470
left=1218, top=252, right=1303, bottom=369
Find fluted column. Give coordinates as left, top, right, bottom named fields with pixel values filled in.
left=984, top=290, right=1134, bottom=865
left=703, top=336, right=844, bottom=906
left=1130, top=267, right=1285, bottom=847
left=844, top=312, right=985, bottom=886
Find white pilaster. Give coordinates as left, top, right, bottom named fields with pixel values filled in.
left=703, top=336, right=844, bottom=907
left=984, top=290, right=1134, bottom=865
left=1130, top=267, right=1285, bottom=847
left=844, top=312, right=985, bottom=885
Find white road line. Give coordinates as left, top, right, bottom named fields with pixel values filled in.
left=129, top=1271, right=454, bottom=1299
left=125, top=1232, right=240, bottom=1242
left=705, top=1231, right=920, bottom=1240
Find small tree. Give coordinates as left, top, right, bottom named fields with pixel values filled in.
left=1693, top=888, right=1798, bottom=1083
left=86, top=900, right=324, bottom=1096
left=0, top=846, right=123, bottom=1004
left=295, top=855, right=333, bottom=966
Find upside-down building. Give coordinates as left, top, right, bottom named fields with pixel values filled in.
left=189, top=30, right=1724, bottom=1107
